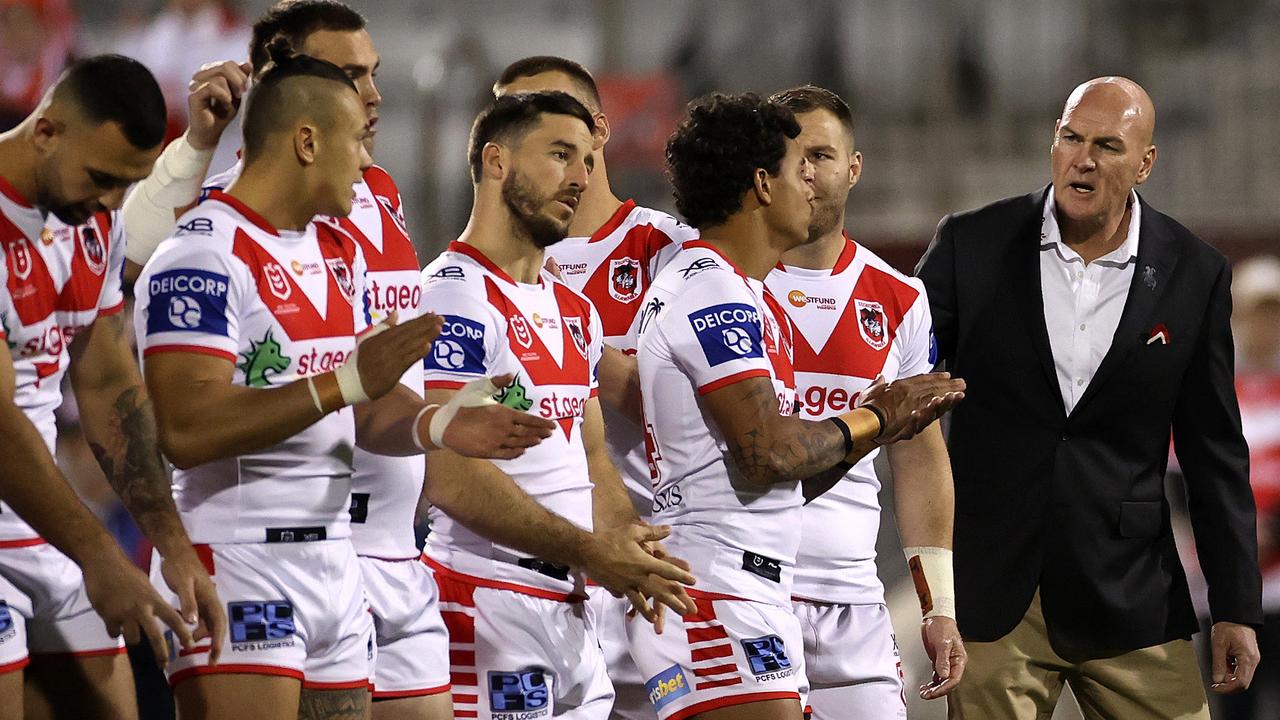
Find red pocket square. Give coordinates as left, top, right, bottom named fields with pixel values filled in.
left=1147, top=324, right=1171, bottom=345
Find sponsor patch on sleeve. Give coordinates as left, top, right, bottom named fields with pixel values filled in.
left=425, top=314, right=486, bottom=374
left=645, top=664, right=691, bottom=710
left=928, top=327, right=939, bottom=365
left=145, top=268, right=231, bottom=336
left=687, top=302, right=764, bottom=367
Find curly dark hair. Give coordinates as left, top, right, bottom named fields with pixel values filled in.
left=665, top=92, right=801, bottom=229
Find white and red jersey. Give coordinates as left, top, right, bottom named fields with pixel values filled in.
left=1, top=177, right=126, bottom=543
left=134, top=191, right=369, bottom=544
left=766, top=234, right=935, bottom=605
left=1236, top=372, right=1280, bottom=608
left=545, top=200, right=696, bottom=512
left=419, top=242, right=602, bottom=599
left=636, top=241, right=799, bottom=606
left=204, top=162, right=425, bottom=559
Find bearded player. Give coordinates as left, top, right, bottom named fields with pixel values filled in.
left=765, top=86, right=966, bottom=717
left=630, top=93, right=965, bottom=720
left=493, top=55, right=699, bottom=719
left=420, top=91, right=698, bottom=720
left=135, top=49, right=553, bottom=720
left=119, top=3, right=466, bottom=716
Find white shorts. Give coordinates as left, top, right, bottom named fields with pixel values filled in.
left=153, top=540, right=374, bottom=690
left=792, top=601, right=905, bottom=720
left=628, top=591, right=808, bottom=720
left=430, top=559, right=613, bottom=720
left=586, top=585, right=650, bottom=720
left=0, top=541, right=125, bottom=673
left=359, top=555, right=450, bottom=699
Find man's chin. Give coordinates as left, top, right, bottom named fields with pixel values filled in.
left=49, top=205, right=93, bottom=226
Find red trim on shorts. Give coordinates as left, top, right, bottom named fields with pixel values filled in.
left=303, top=677, right=370, bottom=690
left=0, top=657, right=30, bottom=675
left=449, top=649, right=475, bottom=666
left=451, top=672, right=478, bottom=687
left=665, top=691, right=800, bottom=720
left=31, top=646, right=127, bottom=659
left=0, top=537, right=45, bottom=548
left=455, top=712, right=479, bottom=719
left=453, top=693, right=478, bottom=705
left=169, top=663, right=305, bottom=688
left=144, top=344, right=236, bottom=362
left=690, top=644, right=734, bottom=663
left=698, top=369, right=772, bottom=396
left=686, top=625, right=729, bottom=643
left=694, top=676, right=743, bottom=690
left=422, top=556, right=578, bottom=602
left=178, top=645, right=212, bottom=658
left=97, top=300, right=126, bottom=317
left=371, top=682, right=450, bottom=699
left=193, top=544, right=216, bottom=575
left=693, top=663, right=738, bottom=677
left=687, top=587, right=750, bottom=602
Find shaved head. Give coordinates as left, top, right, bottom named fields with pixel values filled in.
left=1061, top=76, right=1155, bottom=146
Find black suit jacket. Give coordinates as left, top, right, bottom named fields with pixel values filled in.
left=916, top=187, right=1263, bottom=655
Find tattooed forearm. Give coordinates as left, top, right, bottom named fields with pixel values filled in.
left=723, top=379, right=847, bottom=486
left=298, top=688, right=369, bottom=720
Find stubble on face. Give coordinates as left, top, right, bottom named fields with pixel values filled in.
left=502, top=169, right=569, bottom=249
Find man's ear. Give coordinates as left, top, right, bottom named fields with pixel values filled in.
left=31, top=115, right=62, bottom=155
left=481, top=142, right=508, bottom=181
left=751, top=167, right=773, bottom=207
left=592, top=112, right=611, bottom=151
left=848, top=150, right=864, bottom=190
left=295, top=125, right=317, bottom=165
left=1135, top=145, right=1157, bottom=186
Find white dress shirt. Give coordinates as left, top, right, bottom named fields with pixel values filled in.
left=1040, top=188, right=1141, bottom=414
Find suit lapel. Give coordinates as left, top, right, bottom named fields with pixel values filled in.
left=1015, top=188, right=1064, bottom=416
left=1072, top=196, right=1180, bottom=415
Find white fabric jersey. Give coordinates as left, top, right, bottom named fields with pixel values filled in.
left=203, top=162, right=425, bottom=559
left=0, top=177, right=126, bottom=542
left=420, top=242, right=602, bottom=598
left=134, top=191, right=369, bottom=544
left=766, top=234, right=935, bottom=605
left=636, top=241, right=799, bottom=607
left=545, top=201, right=695, bottom=511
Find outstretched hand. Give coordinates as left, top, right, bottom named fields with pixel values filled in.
left=861, top=372, right=965, bottom=444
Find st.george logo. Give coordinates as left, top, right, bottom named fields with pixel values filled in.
left=564, top=316, right=587, bottom=358
left=855, top=299, right=888, bottom=350
left=326, top=257, right=356, bottom=303
left=79, top=226, right=107, bottom=276
left=609, top=257, right=642, bottom=302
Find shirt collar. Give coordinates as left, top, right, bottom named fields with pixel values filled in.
left=1041, top=186, right=1141, bottom=268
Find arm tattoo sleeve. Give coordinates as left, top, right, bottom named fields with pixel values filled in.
left=726, top=380, right=847, bottom=485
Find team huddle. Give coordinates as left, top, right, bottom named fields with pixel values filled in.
left=0, top=2, right=971, bottom=720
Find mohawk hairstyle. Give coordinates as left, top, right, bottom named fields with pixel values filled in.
left=241, top=38, right=359, bottom=162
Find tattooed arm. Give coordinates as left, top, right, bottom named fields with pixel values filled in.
left=68, top=311, right=227, bottom=660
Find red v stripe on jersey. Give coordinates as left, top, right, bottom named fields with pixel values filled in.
left=761, top=290, right=796, bottom=387
left=482, top=277, right=591, bottom=387
left=335, top=168, right=417, bottom=272
left=792, top=265, right=918, bottom=378
left=231, top=227, right=357, bottom=340
left=2, top=219, right=57, bottom=324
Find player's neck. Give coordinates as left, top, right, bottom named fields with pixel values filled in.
left=457, top=208, right=546, bottom=285
left=780, top=222, right=848, bottom=271
left=699, top=215, right=784, bottom=281
left=568, top=161, right=622, bottom=238
left=224, top=167, right=317, bottom=232
left=0, top=127, right=40, bottom=205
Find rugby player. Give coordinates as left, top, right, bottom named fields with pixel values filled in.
left=135, top=49, right=553, bottom=720
left=120, top=3, right=466, bottom=717
left=419, top=91, right=697, bottom=720
left=493, top=55, right=698, bottom=719
left=0, top=55, right=219, bottom=719
left=766, top=85, right=965, bottom=716
left=630, top=92, right=965, bottom=720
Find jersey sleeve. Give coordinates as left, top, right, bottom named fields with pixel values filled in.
left=97, top=211, right=126, bottom=316
left=351, top=241, right=372, bottom=336
left=658, top=271, right=775, bottom=395
left=135, top=235, right=245, bottom=362
left=588, top=301, right=603, bottom=396
left=647, top=216, right=698, bottom=278
left=419, top=271, right=500, bottom=390
left=896, top=278, right=938, bottom=379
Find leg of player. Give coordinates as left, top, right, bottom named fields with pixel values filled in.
left=371, top=692, right=452, bottom=720
left=694, top=698, right=803, bottom=720
left=299, top=687, right=371, bottom=720
left=0, top=669, right=21, bottom=720
left=24, top=654, right=138, bottom=720
left=175, top=674, right=303, bottom=720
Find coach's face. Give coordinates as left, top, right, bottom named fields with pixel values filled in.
left=33, top=114, right=160, bottom=225
left=501, top=113, right=594, bottom=248
left=794, top=109, right=860, bottom=242
left=301, top=29, right=382, bottom=155
left=762, top=137, right=816, bottom=249
left=1050, top=81, right=1156, bottom=229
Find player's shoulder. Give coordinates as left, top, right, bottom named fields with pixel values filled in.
left=420, top=247, right=494, bottom=301
left=653, top=243, right=742, bottom=297
left=854, top=242, right=925, bottom=298
left=361, top=164, right=401, bottom=199
left=200, top=160, right=243, bottom=199
left=630, top=204, right=697, bottom=242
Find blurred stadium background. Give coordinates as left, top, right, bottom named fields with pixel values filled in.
left=4, top=1, right=1278, bottom=718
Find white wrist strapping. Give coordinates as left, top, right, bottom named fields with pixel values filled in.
left=332, top=322, right=392, bottom=407
left=122, top=133, right=214, bottom=265
left=904, top=546, right=956, bottom=620
left=425, top=377, right=501, bottom=449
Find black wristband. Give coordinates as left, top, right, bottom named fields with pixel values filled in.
left=828, top=416, right=854, bottom=456
left=864, top=403, right=887, bottom=439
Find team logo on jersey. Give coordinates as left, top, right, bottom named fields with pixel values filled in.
left=689, top=303, right=763, bottom=367
left=326, top=258, right=356, bottom=304
left=237, top=329, right=292, bottom=387
left=855, top=299, right=888, bottom=350
left=509, top=314, right=533, bottom=349
left=39, top=227, right=55, bottom=246
left=175, top=217, right=214, bottom=236
left=427, top=265, right=466, bottom=282
left=638, top=297, right=664, bottom=335
left=291, top=259, right=322, bottom=276
left=645, top=665, right=690, bottom=710
left=263, top=262, right=292, bottom=300
left=741, top=634, right=794, bottom=681
left=375, top=195, right=410, bottom=237
left=488, top=670, right=549, bottom=716
left=146, top=269, right=231, bottom=336
left=8, top=237, right=32, bottom=280
left=0, top=600, right=14, bottom=640
left=679, top=257, right=719, bottom=279
left=79, top=226, right=107, bottom=276
left=228, top=600, right=296, bottom=651
left=427, top=315, right=486, bottom=374
left=564, top=316, right=587, bottom=358
left=608, top=257, right=642, bottom=303
left=494, top=375, right=533, bottom=411
left=531, top=312, right=558, bottom=330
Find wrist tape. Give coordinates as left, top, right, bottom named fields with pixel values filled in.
left=903, top=546, right=956, bottom=620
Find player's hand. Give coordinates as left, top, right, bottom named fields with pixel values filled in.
left=1209, top=621, right=1259, bottom=693
left=356, top=312, right=444, bottom=400
left=543, top=257, right=565, bottom=281
left=81, top=549, right=194, bottom=668
left=585, top=523, right=697, bottom=619
left=440, top=373, right=556, bottom=459
left=918, top=616, right=966, bottom=699
left=186, top=61, right=251, bottom=151
left=862, top=372, right=965, bottom=444
left=159, top=549, right=227, bottom=665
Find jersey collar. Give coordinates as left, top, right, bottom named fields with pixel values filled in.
left=207, top=190, right=280, bottom=237
left=772, top=231, right=860, bottom=275
left=681, top=239, right=751, bottom=281
left=0, top=175, right=34, bottom=209
left=588, top=199, right=637, bottom=242
left=448, top=240, right=544, bottom=287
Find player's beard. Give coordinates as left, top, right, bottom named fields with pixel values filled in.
left=35, top=158, right=95, bottom=226
left=502, top=170, right=570, bottom=249
left=806, top=195, right=843, bottom=244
